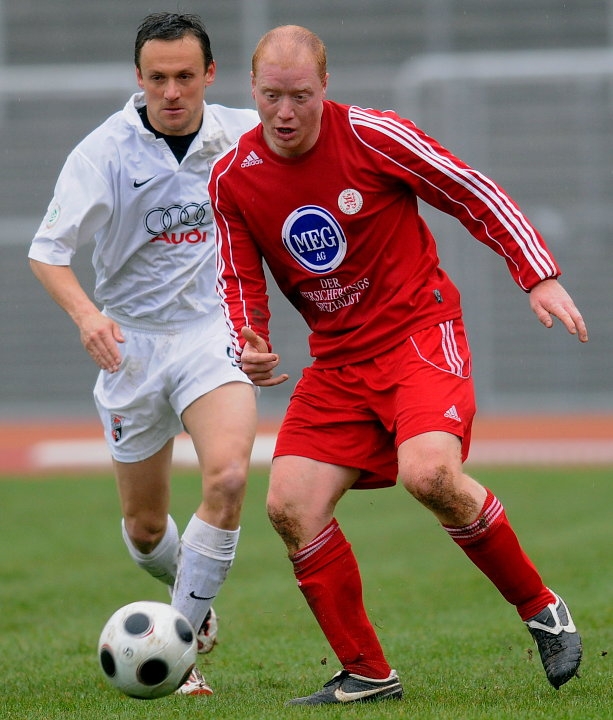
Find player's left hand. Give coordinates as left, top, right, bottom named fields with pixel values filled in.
left=529, top=278, right=588, bottom=342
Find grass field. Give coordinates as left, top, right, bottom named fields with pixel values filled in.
left=1, top=465, right=611, bottom=719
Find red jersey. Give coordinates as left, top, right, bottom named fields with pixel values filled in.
left=210, top=100, right=560, bottom=367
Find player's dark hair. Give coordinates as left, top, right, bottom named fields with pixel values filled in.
left=134, top=12, right=214, bottom=69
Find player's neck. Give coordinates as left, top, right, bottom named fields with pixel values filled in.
left=138, top=105, right=201, bottom=163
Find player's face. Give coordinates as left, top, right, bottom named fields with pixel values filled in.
left=252, top=50, right=327, bottom=158
left=136, top=36, right=215, bottom=136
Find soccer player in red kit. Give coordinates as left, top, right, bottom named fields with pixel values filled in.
left=209, top=25, right=588, bottom=705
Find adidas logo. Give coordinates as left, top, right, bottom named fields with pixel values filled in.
left=240, top=151, right=263, bottom=168
left=443, top=405, right=462, bottom=422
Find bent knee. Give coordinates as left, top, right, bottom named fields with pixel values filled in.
left=267, top=492, right=308, bottom=550
left=400, top=461, right=462, bottom=510
left=266, top=491, right=295, bottom=530
left=206, top=462, right=248, bottom=501
left=400, top=463, right=484, bottom=524
left=124, top=516, right=167, bottom=555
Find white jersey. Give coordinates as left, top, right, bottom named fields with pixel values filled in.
left=29, top=93, right=259, bottom=327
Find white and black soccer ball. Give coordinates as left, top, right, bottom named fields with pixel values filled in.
left=98, top=601, right=197, bottom=699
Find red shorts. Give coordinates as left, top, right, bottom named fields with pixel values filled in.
left=274, top=319, right=476, bottom=489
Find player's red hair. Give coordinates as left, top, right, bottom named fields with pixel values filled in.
left=252, top=25, right=327, bottom=84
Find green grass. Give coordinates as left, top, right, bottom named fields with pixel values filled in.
left=1, top=465, right=612, bottom=719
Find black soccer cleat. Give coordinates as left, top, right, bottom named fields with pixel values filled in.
left=525, top=592, right=582, bottom=689
left=286, top=669, right=403, bottom=706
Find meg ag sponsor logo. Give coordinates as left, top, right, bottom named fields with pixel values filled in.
left=281, top=205, right=346, bottom=274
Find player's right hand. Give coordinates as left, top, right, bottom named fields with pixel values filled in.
left=240, top=326, right=289, bottom=387
left=79, top=313, right=124, bottom=373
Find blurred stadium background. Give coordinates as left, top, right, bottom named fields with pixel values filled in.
left=0, top=0, right=611, bottom=461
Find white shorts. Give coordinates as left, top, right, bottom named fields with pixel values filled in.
left=93, top=313, right=251, bottom=463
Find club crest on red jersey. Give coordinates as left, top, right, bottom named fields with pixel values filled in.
left=338, top=188, right=363, bottom=215
left=281, top=205, right=346, bottom=274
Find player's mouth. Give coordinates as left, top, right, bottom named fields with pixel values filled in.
left=163, top=106, right=185, bottom=117
left=275, top=126, right=296, bottom=138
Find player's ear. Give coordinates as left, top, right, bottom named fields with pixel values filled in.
left=135, top=66, right=144, bottom=89
left=322, top=72, right=329, bottom=97
left=204, top=60, right=216, bottom=86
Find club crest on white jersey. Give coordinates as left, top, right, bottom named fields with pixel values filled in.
left=45, top=200, right=61, bottom=228
left=282, top=205, right=347, bottom=274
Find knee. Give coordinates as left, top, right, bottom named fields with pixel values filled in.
left=124, top=515, right=166, bottom=555
left=206, top=460, right=248, bottom=505
left=400, top=461, right=460, bottom=514
left=266, top=493, right=303, bottom=552
left=400, top=462, right=483, bottom=525
left=266, top=490, right=293, bottom=532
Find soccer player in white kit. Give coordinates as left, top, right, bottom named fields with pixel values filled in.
left=28, top=13, right=259, bottom=696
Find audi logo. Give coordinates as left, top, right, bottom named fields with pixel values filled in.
left=144, top=202, right=210, bottom=235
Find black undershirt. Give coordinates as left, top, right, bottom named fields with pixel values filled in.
left=137, top=105, right=200, bottom=163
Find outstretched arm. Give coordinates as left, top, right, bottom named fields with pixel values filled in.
left=529, top=278, right=588, bottom=343
left=29, top=259, right=125, bottom=372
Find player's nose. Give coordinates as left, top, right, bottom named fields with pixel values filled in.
left=164, top=79, right=181, bottom=101
left=276, top=96, right=295, bottom=120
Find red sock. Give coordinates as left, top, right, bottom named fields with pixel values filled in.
left=291, top=519, right=391, bottom=678
left=443, top=490, right=555, bottom=620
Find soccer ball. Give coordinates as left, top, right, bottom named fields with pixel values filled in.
left=98, top=601, right=197, bottom=699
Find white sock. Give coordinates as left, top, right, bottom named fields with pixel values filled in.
left=172, top=514, right=240, bottom=632
left=121, top=515, right=179, bottom=587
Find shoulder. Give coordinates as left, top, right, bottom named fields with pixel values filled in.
left=205, top=104, right=260, bottom=138
left=210, top=126, right=259, bottom=179
left=74, top=100, right=139, bottom=163
left=347, top=104, right=414, bottom=132
left=322, top=100, right=411, bottom=140
left=343, top=104, right=424, bottom=152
